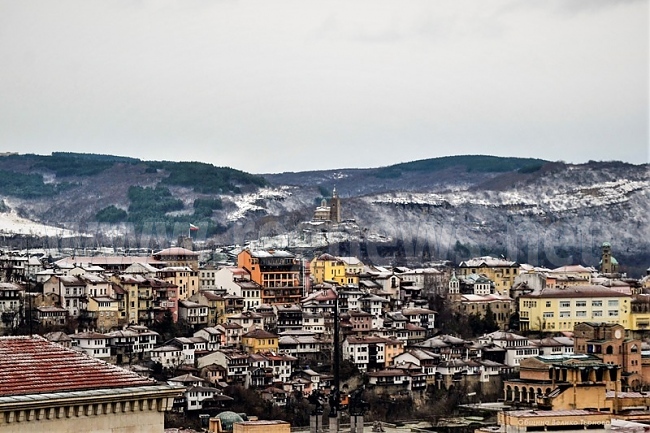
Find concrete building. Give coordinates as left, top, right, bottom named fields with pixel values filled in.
left=237, top=249, right=302, bottom=305
left=0, top=335, right=180, bottom=432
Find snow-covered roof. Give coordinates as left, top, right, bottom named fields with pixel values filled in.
left=459, top=256, right=518, bottom=268
left=249, top=249, right=294, bottom=258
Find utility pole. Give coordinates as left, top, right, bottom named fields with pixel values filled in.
left=329, top=291, right=340, bottom=433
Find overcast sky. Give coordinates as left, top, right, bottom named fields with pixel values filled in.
left=0, top=0, right=647, bottom=173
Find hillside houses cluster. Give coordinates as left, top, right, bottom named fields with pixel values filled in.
left=1, top=243, right=650, bottom=415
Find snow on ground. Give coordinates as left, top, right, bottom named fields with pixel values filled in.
left=368, top=179, right=648, bottom=215
left=225, top=187, right=293, bottom=222
left=0, top=210, right=78, bottom=237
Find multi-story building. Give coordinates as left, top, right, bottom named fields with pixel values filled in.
left=0, top=336, right=179, bottom=433
left=150, top=278, right=179, bottom=323
left=194, top=326, right=223, bottom=351
left=217, top=322, right=243, bottom=348
left=106, top=325, right=159, bottom=364
left=0, top=282, right=23, bottom=330
left=189, top=290, right=226, bottom=326
left=150, top=344, right=185, bottom=369
left=157, top=266, right=199, bottom=301
left=210, top=270, right=265, bottom=311
left=197, top=349, right=249, bottom=385
left=43, top=275, right=88, bottom=317
left=87, top=296, right=119, bottom=332
left=278, top=331, right=324, bottom=362
left=178, top=300, right=208, bottom=328
left=401, top=307, right=436, bottom=335
left=275, top=303, right=303, bottom=333
left=235, top=280, right=263, bottom=310
left=310, top=254, right=350, bottom=285
left=546, top=265, right=593, bottom=288
left=346, top=310, right=374, bottom=335
left=237, top=249, right=302, bottom=305
left=199, top=264, right=218, bottom=289
left=227, top=311, right=264, bottom=334
left=396, top=267, right=447, bottom=297
left=478, top=331, right=539, bottom=368
left=153, top=247, right=199, bottom=271
left=343, top=335, right=395, bottom=372
left=573, top=322, right=646, bottom=389
left=458, top=256, right=520, bottom=296
left=261, top=351, right=296, bottom=383
left=518, top=285, right=631, bottom=332
left=503, top=353, right=620, bottom=410
left=242, top=329, right=279, bottom=354
left=451, top=293, right=514, bottom=330
left=338, top=257, right=364, bottom=285
left=33, top=305, right=67, bottom=327
left=69, top=331, right=111, bottom=360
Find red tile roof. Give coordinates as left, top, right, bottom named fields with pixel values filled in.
left=0, top=335, right=156, bottom=397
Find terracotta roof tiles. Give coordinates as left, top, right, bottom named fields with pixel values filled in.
left=0, top=336, right=156, bottom=397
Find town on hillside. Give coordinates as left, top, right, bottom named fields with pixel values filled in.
left=1, top=240, right=650, bottom=432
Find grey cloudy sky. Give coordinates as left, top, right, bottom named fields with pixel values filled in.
left=0, top=0, right=648, bottom=173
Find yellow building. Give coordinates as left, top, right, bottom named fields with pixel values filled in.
left=492, top=409, right=612, bottom=433
left=190, top=291, right=226, bottom=325
left=241, top=329, right=279, bottom=354
left=157, top=266, right=199, bottom=301
left=232, top=421, right=290, bottom=433
left=87, top=297, right=119, bottom=332
left=458, top=256, right=519, bottom=296
left=383, top=337, right=405, bottom=367
left=310, top=254, right=347, bottom=285
left=110, top=275, right=143, bottom=325
left=519, top=285, right=631, bottom=332
left=310, top=254, right=364, bottom=286
left=338, top=256, right=364, bottom=286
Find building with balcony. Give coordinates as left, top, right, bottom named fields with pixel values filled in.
left=237, top=250, right=302, bottom=305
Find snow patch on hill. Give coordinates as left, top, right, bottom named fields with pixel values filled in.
left=369, top=178, right=648, bottom=215
left=0, top=210, right=78, bottom=237
left=225, top=187, right=293, bottom=222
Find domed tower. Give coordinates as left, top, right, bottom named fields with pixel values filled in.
left=600, top=242, right=618, bottom=274
left=448, top=271, right=460, bottom=300
left=329, top=187, right=341, bottom=223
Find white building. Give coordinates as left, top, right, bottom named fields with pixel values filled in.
left=69, top=331, right=111, bottom=360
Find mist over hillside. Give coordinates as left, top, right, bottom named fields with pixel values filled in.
left=0, top=153, right=647, bottom=276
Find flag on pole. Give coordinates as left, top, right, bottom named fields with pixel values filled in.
left=189, top=223, right=199, bottom=231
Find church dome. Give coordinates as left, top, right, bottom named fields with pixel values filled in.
left=215, top=411, right=244, bottom=432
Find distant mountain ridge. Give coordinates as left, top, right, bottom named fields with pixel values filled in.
left=0, top=153, right=647, bottom=276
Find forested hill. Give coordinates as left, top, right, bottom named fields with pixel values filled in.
left=0, top=153, right=647, bottom=276
left=0, top=152, right=268, bottom=237
left=263, top=155, right=549, bottom=196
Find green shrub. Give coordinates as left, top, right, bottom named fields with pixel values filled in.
left=95, top=205, right=127, bottom=223
left=150, top=161, right=267, bottom=194
left=0, top=170, right=70, bottom=198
